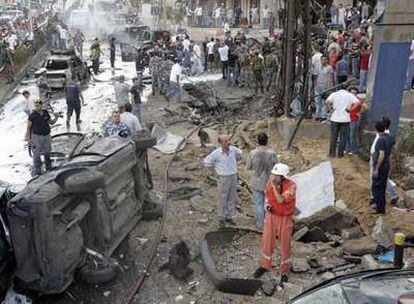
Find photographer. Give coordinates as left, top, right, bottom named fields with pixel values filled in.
left=27, top=100, right=60, bottom=176
left=253, top=163, right=296, bottom=287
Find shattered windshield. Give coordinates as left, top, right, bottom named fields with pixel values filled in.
left=46, top=60, right=68, bottom=70
left=292, top=283, right=349, bottom=304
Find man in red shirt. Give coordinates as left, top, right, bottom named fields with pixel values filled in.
left=359, top=45, right=370, bottom=92
left=253, top=163, right=296, bottom=286
left=345, top=87, right=366, bottom=155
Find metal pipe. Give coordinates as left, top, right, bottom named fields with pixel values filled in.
left=393, top=233, right=405, bottom=268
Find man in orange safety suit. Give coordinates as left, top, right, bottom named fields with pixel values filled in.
left=253, top=163, right=296, bottom=285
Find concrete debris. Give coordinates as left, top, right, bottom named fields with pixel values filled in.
left=3, top=288, right=32, bottom=304
left=169, top=187, right=202, bottom=200
left=343, top=255, right=363, bottom=264
left=404, top=190, right=414, bottom=208
left=298, top=206, right=358, bottom=235
left=261, top=279, right=281, bottom=296
left=159, top=241, right=193, bottom=281
left=321, top=272, right=335, bottom=281
left=197, top=219, right=209, bottom=225
left=342, top=237, right=377, bottom=256
left=291, top=258, right=311, bottom=273
left=334, top=200, right=348, bottom=210
left=341, top=227, right=365, bottom=240
left=175, top=295, right=184, bottom=302
left=297, top=227, right=329, bottom=243
left=168, top=167, right=189, bottom=182
left=292, top=162, right=335, bottom=219
left=371, top=217, right=393, bottom=249
left=361, top=254, right=380, bottom=270
left=293, top=227, right=309, bottom=241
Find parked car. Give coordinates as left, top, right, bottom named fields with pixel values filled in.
left=35, top=50, right=90, bottom=89
left=289, top=268, right=414, bottom=304
left=5, top=131, right=160, bottom=294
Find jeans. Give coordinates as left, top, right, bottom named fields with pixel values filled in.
left=345, top=120, right=358, bottom=154
left=359, top=69, right=368, bottom=92
left=192, top=57, right=203, bottom=75
left=405, top=58, right=414, bottom=89
left=351, top=57, right=359, bottom=78
left=262, top=17, right=269, bottom=29
left=329, top=121, right=350, bottom=157
left=167, top=82, right=182, bottom=102
left=221, top=60, right=229, bottom=79
left=60, top=38, right=66, bottom=49
left=32, top=134, right=52, bottom=175
left=252, top=190, right=265, bottom=230
left=369, top=158, right=398, bottom=200
left=133, top=103, right=142, bottom=121
left=183, top=50, right=191, bottom=68
left=215, top=17, right=222, bottom=28
left=314, top=87, right=326, bottom=119
left=67, top=102, right=81, bottom=124
left=227, top=65, right=240, bottom=85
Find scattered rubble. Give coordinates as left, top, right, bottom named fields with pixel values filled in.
left=361, top=255, right=380, bottom=270
left=342, top=237, right=377, bottom=256
left=405, top=190, right=414, bottom=208
left=291, top=258, right=311, bottom=273
left=159, top=241, right=193, bottom=281
left=341, top=227, right=365, bottom=240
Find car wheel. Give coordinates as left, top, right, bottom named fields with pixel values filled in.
left=132, top=135, right=157, bottom=150
left=79, top=258, right=118, bottom=285
left=63, top=170, right=106, bottom=194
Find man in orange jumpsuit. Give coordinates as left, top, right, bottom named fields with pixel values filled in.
left=253, top=163, right=296, bottom=285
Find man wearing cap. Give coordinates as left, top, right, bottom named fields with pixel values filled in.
left=203, top=135, right=242, bottom=228
left=27, top=100, right=60, bottom=175
left=254, top=163, right=296, bottom=286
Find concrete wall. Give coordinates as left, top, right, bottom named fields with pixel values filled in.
left=401, top=90, right=414, bottom=120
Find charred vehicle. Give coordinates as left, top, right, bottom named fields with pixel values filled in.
left=35, top=50, right=90, bottom=89
left=4, top=132, right=159, bottom=294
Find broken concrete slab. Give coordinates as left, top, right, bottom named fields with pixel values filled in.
left=293, top=227, right=309, bottom=241
left=298, top=206, right=358, bottom=235
left=321, top=272, right=335, bottom=281
left=292, top=162, right=335, bottom=219
left=168, top=167, right=189, bottom=182
left=361, top=254, right=380, bottom=270
left=404, top=190, right=414, bottom=208
left=297, top=227, right=329, bottom=243
left=291, top=258, right=311, bottom=273
left=341, top=227, right=365, bottom=240
left=342, top=237, right=377, bottom=256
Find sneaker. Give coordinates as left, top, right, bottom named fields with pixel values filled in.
left=391, top=197, right=399, bottom=206
left=253, top=267, right=267, bottom=278
left=280, top=275, right=288, bottom=284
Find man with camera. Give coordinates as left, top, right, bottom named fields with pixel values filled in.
left=253, top=163, right=296, bottom=286
left=27, top=100, right=60, bottom=176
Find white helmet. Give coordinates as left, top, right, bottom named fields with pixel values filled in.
left=271, top=163, right=290, bottom=178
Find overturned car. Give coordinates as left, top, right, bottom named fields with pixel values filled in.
left=4, top=132, right=159, bottom=294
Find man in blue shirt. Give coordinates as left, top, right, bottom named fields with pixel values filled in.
left=66, top=75, right=85, bottom=128
left=203, top=135, right=242, bottom=228
left=372, top=120, right=392, bottom=214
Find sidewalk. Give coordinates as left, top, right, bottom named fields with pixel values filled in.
left=0, top=45, right=48, bottom=106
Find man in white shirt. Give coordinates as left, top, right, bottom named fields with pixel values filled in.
left=167, top=59, right=182, bottom=102
left=203, top=134, right=242, bottom=228
left=120, top=103, right=142, bottom=134
left=195, top=6, right=203, bottom=27
left=215, top=7, right=222, bottom=28
left=218, top=43, right=229, bottom=79
left=315, top=55, right=333, bottom=121
left=206, top=38, right=215, bottom=71
left=311, top=44, right=322, bottom=93
left=22, top=90, right=34, bottom=116
left=192, top=41, right=203, bottom=75
left=325, top=87, right=358, bottom=157
left=262, top=5, right=270, bottom=29
left=182, top=36, right=191, bottom=68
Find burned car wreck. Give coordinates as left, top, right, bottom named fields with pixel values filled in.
left=4, top=132, right=160, bottom=294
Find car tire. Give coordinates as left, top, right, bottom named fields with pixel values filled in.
left=132, top=135, right=157, bottom=150
left=142, top=202, right=163, bottom=221
left=63, top=170, right=106, bottom=194
left=79, top=259, right=118, bottom=285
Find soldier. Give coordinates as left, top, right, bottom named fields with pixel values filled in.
left=161, top=55, right=174, bottom=95
left=251, top=51, right=264, bottom=94
left=74, top=29, right=85, bottom=57
left=149, top=51, right=163, bottom=95
left=264, top=51, right=278, bottom=92
left=3, top=46, right=15, bottom=84
left=90, top=38, right=103, bottom=75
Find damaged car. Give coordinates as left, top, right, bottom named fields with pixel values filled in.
left=34, top=50, right=90, bottom=89
left=3, top=131, right=161, bottom=294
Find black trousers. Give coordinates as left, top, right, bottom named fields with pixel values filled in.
left=92, top=59, right=99, bottom=74
left=221, top=60, right=229, bottom=79
left=110, top=55, right=115, bottom=68
left=329, top=121, right=350, bottom=157
left=67, top=102, right=81, bottom=124
left=372, top=167, right=389, bottom=214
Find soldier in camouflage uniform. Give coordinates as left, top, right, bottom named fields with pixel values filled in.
left=149, top=51, right=163, bottom=95
left=264, top=51, right=279, bottom=92
left=251, top=51, right=264, bottom=94
left=160, top=56, right=174, bottom=95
